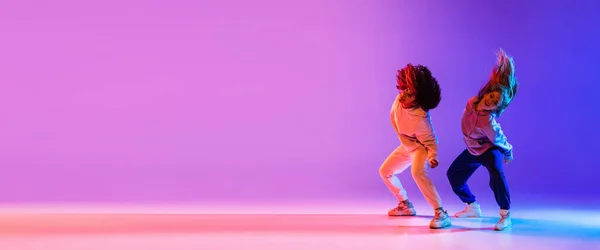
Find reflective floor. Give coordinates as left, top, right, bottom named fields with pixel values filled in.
left=0, top=201, right=598, bottom=250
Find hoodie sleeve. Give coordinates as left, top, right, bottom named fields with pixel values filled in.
left=482, top=117, right=514, bottom=160
left=415, top=115, right=439, bottom=161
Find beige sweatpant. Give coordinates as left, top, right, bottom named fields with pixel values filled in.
left=379, top=145, right=443, bottom=209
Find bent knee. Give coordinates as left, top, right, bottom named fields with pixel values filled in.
left=446, top=168, right=455, bottom=178
left=486, top=165, right=505, bottom=176
left=411, top=168, right=429, bottom=179
left=379, top=167, right=393, bottom=178
left=489, top=169, right=506, bottom=179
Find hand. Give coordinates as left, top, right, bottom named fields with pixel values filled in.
left=429, top=158, right=439, bottom=168
left=504, top=158, right=512, bottom=165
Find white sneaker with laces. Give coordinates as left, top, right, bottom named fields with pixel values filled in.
left=430, top=208, right=452, bottom=229
left=388, top=200, right=417, bottom=216
left=494, top=209, right=512, bottom=231
left=454, top=202, right=483, bottom=218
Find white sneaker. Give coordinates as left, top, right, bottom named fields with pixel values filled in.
left=430, top=208, right=452, bottom=229
left=454, top=202, right=483, bottom=218
left=494, top=209, right=512, bottom=231
left=388, top=200, right=416, bottom=216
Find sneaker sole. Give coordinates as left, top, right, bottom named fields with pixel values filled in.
left=430, top=221, right=452, bottom=229
left=494, top=225, right=512, bottom=231
left=388, top=213, right=417, bottom=216
left=455, top=214, right=483, bottom=218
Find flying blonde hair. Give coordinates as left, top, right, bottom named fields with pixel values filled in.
left=476, top=49, right=519, bottom=117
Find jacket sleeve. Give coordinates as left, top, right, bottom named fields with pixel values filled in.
left=482, top=117, right=514, bottom=160
left=415, top=116, right=439, bottom=161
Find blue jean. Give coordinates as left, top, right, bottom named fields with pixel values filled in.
left=446, top=148, right=511, bottom=210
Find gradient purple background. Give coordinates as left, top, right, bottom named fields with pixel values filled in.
left=0, top=0, right=598, bottom=205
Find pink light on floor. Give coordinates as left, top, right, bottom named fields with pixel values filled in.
left=0, top=201, right=597, bottom=250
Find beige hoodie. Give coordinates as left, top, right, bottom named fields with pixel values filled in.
left=390, top=94, right=439, bottom=161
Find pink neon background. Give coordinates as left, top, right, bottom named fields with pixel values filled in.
left=0, top=0, right=598, bottom=206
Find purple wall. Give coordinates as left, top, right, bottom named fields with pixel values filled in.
left=0, top=0, right=598, bottom=204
